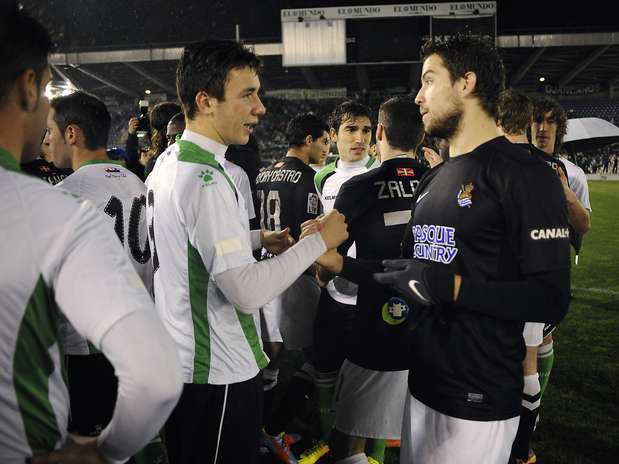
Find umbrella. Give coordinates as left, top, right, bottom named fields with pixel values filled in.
left=563, top=117, right=619, bottom=152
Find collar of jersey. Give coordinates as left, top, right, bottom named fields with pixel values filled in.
left=79, top=159, right=124, bottom=169
left=0, top=147, right=20, bottom=172
left=181, top=129, right=227, bottom=166
left=338, top=155, right=372, bottom=170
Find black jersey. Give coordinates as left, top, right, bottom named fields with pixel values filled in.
left=255, top=156, right=321, bottom=240
left=334, top=157, right=428, bottom=371
left=21, top=158, right=72, bottom=185
left=518, top=143, right=568, bottom=179
left=402, top=136, right=570, bottom=421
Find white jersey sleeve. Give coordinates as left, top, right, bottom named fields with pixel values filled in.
left=0, top=159, right=181, bottom=464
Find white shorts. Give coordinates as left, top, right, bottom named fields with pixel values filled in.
left=401, top=393, right=519, bottom=464
left=261, top=300, right=283, bottom=344
left=522, top=322, right=544, bottom=347
left=334, top=359, right=408, bottom=439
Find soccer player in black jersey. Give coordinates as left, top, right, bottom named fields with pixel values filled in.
left=256, top=113, right=330, bottom=462
left=314, top=96, right=427, bottom=464
left=367, top=36, right=571, bottom=463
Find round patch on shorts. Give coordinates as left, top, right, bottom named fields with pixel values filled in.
left=381, top=297, right=410, bottom=325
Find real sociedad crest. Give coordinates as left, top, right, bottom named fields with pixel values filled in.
left=457, top=182, right=474, bottom=207
left=381, top=297, right=410, bottom=325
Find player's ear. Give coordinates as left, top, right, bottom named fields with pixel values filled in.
left=194, top=90, right=216, bottom=116
left=64, top=124, right=79, bottom=146
left=460, top=71, right=477, bottom=97
left=304, top=134, right=313, bottom=146
left=376, top=123, right=384, bottom=142
left=329, top=127, right=337, bottom=143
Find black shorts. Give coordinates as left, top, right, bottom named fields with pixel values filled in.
left=66, top=353, right=117, bottom=436
left=313, top=290, right=357, bottom=373
left=543, top=323, right=557, bottom=338
left=164, top=373, right=263, bottom=464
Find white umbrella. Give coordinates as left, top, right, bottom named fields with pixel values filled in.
left=563, top=117, right=619, bottom=151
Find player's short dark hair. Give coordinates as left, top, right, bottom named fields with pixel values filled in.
left=532, top=95, right=568, bottom=150
left=169, top=112, right=185, bottom=127
left=50, top=91, right=110, bottom=150
left=286, top=113, right=329, bottom=148
left=176, top=40, right=262, bottom=120
left=378, top=96, right=425, bottom=152
left=0, top=2, right=53, bottom=106
left=498, top=89, right=533, bottom=136
left=329, top=100, right=372, bottom=133
left=421, top=34, right=505, bottom=121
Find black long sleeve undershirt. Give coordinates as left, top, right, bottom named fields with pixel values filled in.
left=342, top=256, right=570, bottom=324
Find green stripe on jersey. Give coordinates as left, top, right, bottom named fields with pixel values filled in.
left=236, top=310, right=269, bottom=369
left=13, top=276, right=63, bottom=454
left=314, top=160, right=337, bottom=195
left=366, top=156, right=378, bottom=168
left=177, top=140, right=238, bottom=197
left=0, top=147, right=21, bottom=172
left=187, top=242, right=211, bottom=383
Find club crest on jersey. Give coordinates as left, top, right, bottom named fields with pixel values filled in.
left=397, top=167, right=415, bottom=177
left=307, top=193, right=319, bottom=214
left=381, top=297, right=410, bottom=325
left=457, top=182, right=474, bottom=207
left=198, top=169, right=215, bottom=186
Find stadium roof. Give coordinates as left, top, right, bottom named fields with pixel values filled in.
left=23, top=0, right=619, bottom=100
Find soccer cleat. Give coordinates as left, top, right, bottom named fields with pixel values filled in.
left=385, top=439, right=400, bottom=448
left=298, top=440, right=330, bottom=464
left=515, top=448, right=537, bottom=464
left=368, top=457, right=381, bottom=464
left=261, top=430, right=298, bottom=464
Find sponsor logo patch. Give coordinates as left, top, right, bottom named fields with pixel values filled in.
left=307, top=192, right=319, bottom=214
left=412, top=224, right=458, bottom=264
left=198, top=169, right=216, bottom=186
left=381, top=297, right=410, bottom=325
left=530, top=227, right=570, bottom=240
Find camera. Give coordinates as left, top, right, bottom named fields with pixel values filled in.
left=136, top=100, right=150, bottom=134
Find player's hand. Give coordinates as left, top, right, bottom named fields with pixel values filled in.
left=373, top=259, right=454, bottom=307
left=299, top=216, right=323, bottom=241
left=262, top=228, right=295, bottom=255
left=316, top=248, right=343, bottom=274
left=128, top=117, right=139, bottom=135
left=29, top=439, right=106, bottom=464
left=422, top=146, right=443, bottom=168
left=318, top=210, right=348, bottom=250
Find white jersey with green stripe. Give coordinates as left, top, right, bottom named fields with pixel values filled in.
left=0, top=149, right=156, bottom=462
left=314, top=156, right=379, bottom=305
left=146, top=130, right=268, bottom=385
left=57, top=161, right=152, bottom=355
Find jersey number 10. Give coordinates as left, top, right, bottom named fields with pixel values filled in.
left=104, top=195, right=151, bottom=264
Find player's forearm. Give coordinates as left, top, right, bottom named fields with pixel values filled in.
left=339, top=256, right=383, bottom=287
left=456, top=268, right=570, bottom=323
left=97, top=310, right=182, bottom=463
left=215, top=233, right=327, bottom=313
left=565, top=191, right=591, bottom=234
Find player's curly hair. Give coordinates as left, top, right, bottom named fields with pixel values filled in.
left=421, top=34, right=505, bottom=121
left=531, top=95, right=568, bottom=152
left=329, top=100, right=372, bottom=133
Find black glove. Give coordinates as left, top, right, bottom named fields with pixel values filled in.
left=373, top=259, right=454, bottom=307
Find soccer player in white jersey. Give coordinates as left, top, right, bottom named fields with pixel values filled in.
left=0, top=4, right=182, bottom=464
left=303, top=101, right=377, bottom=462
left=146, top=40, right=348, bottom=464
left=44, top=90, right=158, bottom=449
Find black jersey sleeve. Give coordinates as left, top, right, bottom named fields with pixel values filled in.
left=457, top=266, right=570, bottom=323
left=293, top=173, right=322, bottom=240
left=334, top=178, right=371, bottom=256
left=502, top=160, right=571, bottom=275
left=339, top=256, right=383, bottom=287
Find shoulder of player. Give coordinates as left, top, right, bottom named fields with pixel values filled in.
left=485, top=138, right=550, bottom=173
left=314, top=160, right=337, bottom=193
